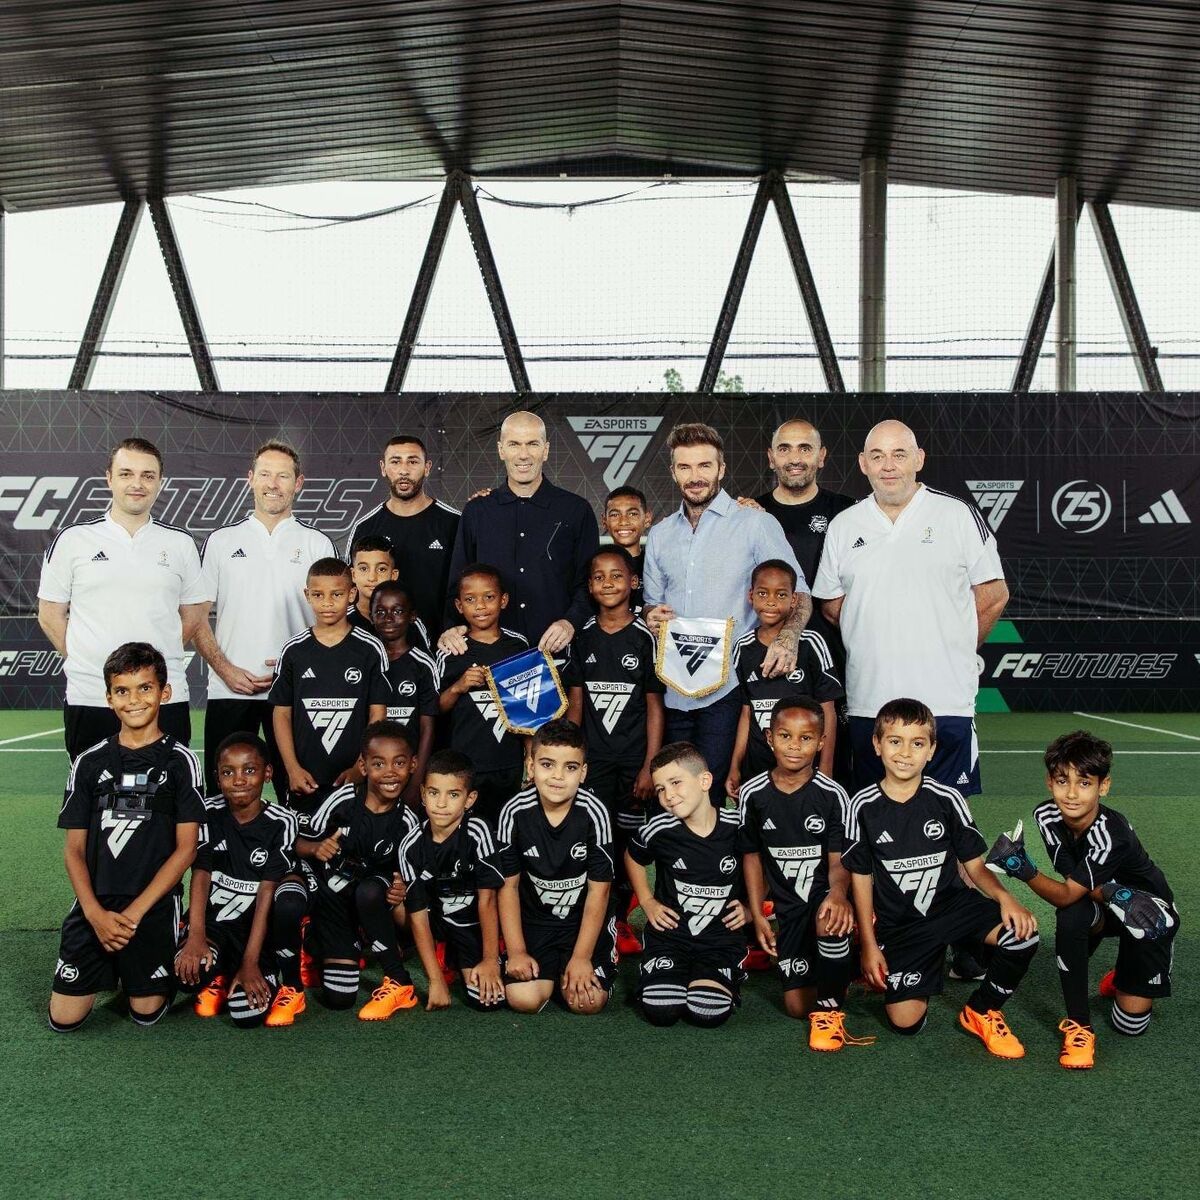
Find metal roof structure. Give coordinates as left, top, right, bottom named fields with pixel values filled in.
left=1, top=1, right=1198, bottom=213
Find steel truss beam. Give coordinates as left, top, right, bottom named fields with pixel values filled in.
left=70, top=196, right=143, bottom=390
left=700, top=176, right=771, bottom=393
left=1089, top=201, right=1164, bottom=393
left=1055, top=176, right=1078, bottom=391
left=147, top=196, right=218, bottom=391
left=859, top=156, right=887, bottom=392
left=387, top=171, right=530, bottom=393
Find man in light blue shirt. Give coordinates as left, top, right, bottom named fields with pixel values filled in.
left=643, top=423, right=811, bottom=803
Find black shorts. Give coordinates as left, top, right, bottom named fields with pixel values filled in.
left=430, top=912, right=485, bottom=971
left=774, top=897, right=827, bottom=992
left=310, top=871, right=391, bottom=961
left=1090, top=902, right=1179, bottom=1000
left=53, top=893, right=183, bottom=997
left=637, top=931, right=748, bottom=1001
left=506, top=915, right=618, bottom=993
left=876, top=888, right=1001, bottom=1003
left=586, top=759, right=647, bottom=840
left=174, top=918, right=275, bottom=983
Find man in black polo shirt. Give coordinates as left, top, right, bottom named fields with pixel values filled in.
left=441, top=411, right=598, bottom=655
left=344, top=434, right=460, bottom=641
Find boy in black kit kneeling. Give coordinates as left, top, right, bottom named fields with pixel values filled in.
left=628, top=742, right=751, bottom=1029
left=176, top=733, right=296, bottom=1026
left=398, top=750, right=507, bottom=1011
left=50, top=643, right=204, bottom=1031
left=498, top=720, right=616, bottom=1015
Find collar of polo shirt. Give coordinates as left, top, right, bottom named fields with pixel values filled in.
left=496, top=479, right=554, bottom=507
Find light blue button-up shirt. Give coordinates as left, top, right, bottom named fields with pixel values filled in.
left=643, top=488, right=807, bottom=710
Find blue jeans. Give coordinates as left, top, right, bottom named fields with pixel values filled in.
left=664, top=689, right=743, bottom=806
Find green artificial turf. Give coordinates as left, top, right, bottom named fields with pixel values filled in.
left=2, top=710, right=1197, bottom=1198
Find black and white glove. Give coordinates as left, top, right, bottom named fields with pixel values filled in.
left=1100, top=882, right=1176, bottom=941
left=985, top=819, right=1038, bottom=882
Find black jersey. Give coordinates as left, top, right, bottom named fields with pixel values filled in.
left=628, top=808, right=748, bottom=951
left=267, top=626, right=391, bottom=796
left=756, top=488, right=855, bottom=593
left=383, top=646, right=439, bottom=751
left=497, top=787, right=614, bottom=929
left=306, top=782, right=420, bottom=879
left=58, top=735, right=204, bottom=898
left=436, top=630, right=529, bottom=773
left=738, top=770, right=849, bottom=918
left=350, top=604, right=430, bottom=652
left=733, top=629, right=843, bottom=764
left=565, top=615, right=663, bottom=764
left=842, top=778, right=988, bottom=930
left=346, top=499, right=461, bottom=639
left=195, top=796, right=296, bottom=934
left=1034, top=801, right=1173, bottom=902
left=398, top=816, right=506, bottom=928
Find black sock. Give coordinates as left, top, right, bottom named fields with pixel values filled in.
left=272, top=880, right=308, bottom=989
left=968, top=926, right=1039, bottom=1014
left=1055, top=899, right=1104, bottom=1025
left=355, top=877, right=413, bottom=984
left=815, top=935, right=853, bottom=1009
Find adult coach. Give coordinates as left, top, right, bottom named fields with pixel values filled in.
left=37, top=437, right=209, bottom=757
left=441, top=410, right=598, bottom=653
left=343, top=433, right=460, bottom=640
left=192, top=441, right=335, bottom=794
left=813, top=419, right=1009, bottom=795
left=642, top=422, right=810, bottom=801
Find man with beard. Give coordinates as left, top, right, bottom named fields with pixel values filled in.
left=345, top=435, right=461, bottom=641
left=642, top=423, right=808, bottom=804
left=194, top=441, right=335, bottom=795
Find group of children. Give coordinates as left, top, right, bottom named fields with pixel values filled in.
left=49, top=486, right=1179, bottom=1070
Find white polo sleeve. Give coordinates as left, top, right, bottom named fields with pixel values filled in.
left=178, top=534, right=212, bottom=604
left=37, top=528, right=77, bottom=603
left=962, top=508, right=1004, bottom=585
left=812, top=519, right=846, bottom=600
left=199, top=528, right=225, bottom=605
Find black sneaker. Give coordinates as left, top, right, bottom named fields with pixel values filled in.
left=948, top=945, right=988, bottom=982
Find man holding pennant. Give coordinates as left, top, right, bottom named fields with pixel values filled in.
left=643, top=424, right=810, bottom=805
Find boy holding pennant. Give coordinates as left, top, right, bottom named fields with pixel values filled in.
left=643, top=423, right=808, bottom=804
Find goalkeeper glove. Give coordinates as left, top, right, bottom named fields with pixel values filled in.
left=1100, top=882, right=1176, bottom=941
left=985, top=819, right=1038, bottom=882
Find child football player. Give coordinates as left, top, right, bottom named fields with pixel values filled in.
left=986, top=730, right=1179, bottom=1069
left=176, top=733, right=297, bottom=1027
left=287, top=721, right=420, bottom=1023
left=49, top=642, right=204, bottom=1031
left=370, top=580, right=438, bottom=804
left=628, top=742, right=751, bottom=1029
left=497, top=719, right=616, bottom=1015
left=436, top=563, right=531, bottom=825
left=398, top=750, right=507, bottom=1011
left=843, top=698, right=1040, bottom=1058
left=740, top=697, right=872, bottom=1051
left=726, top=559, right=843, bottom=798
left=351, top=534, right=432, bottom=651
left=602, top=486, right=652, bottom=610
left=565, top=548, right=665, bottom=955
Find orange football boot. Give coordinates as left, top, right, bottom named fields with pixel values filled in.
left=1058, top=1019, right=1096, bottom=1069
left=265, top=985, right=307, bottom=1027
left=959, top=1006, right=1025, bottom=1059
left=358, top=976, right=418, bottom=1021
left=193, top=975, right=228, bottom=1018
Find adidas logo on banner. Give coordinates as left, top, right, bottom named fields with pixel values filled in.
left=302, top=667, right=316, bottom=679
left=428, top=539, right=444, bottom=550
left=957, top=772, right=970, bottom=786
left=566, top=415, right=664, bottom=490
left=672, top=858, right=687, bottom=871
left=231, top=548, right=247, bottom=558
left=91, top=550, right=109, bottom=562
left=877, top=830, right=894, bottom=844
left=966, top=480, right=1023, bottom=531
left=762, top=818, right=776, bottom=831
left=851, top=537, right=866, bottom=549
left=1137, top=489, right=1190, bottom=525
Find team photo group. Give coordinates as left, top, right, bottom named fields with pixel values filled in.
left=37, top=411, right=1178, bottom=1071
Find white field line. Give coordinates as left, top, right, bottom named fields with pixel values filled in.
left=0, top=727, right=63, bottom=746
left=1072, top=712, right=1200, bottom=743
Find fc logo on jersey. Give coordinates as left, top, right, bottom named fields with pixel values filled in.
left=344, top=668, right=362, bottom=684
left=588, top=682, right=635, bottom=733
left=923, top=820, right=945, bottom=840
left=804, top=814, right=825, bottom=834
left=302, top=698, right=356, bottom=753
left=250, top=847, right=269, bottom=867
left=768, top=845, right=821, bottom=901
left=566, top=416, right=663, bottom=490
left=100, top=809, right=146, bottom=857
left=882, top=851, right=946, bottom=916
left=470, top=690, right=508, bottom=742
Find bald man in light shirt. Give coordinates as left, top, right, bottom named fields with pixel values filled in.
left=812, top=420, right=1009, bottom=796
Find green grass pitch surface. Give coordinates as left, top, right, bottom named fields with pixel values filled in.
left=2, top=709, right=1196, bottom=1198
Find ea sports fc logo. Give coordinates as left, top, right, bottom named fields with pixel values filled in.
left=566, top=416, right=663, bottom=490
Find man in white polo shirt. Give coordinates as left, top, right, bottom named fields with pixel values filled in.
left=813, top=420, right=1009, bottom=796
left=38, top=437, right=209, bottom=758
left=192, top=440, right=335, bottom=796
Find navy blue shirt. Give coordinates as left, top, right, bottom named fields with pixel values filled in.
left=448, top=479, right=600, bottom=643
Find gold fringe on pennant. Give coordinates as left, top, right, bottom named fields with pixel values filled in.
left=486, top=648, right=568, bottom=736
left=654, top=616, right=735, bottom=700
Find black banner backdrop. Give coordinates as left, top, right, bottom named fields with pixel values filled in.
left=2, top=390, right=1198, bottom=709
